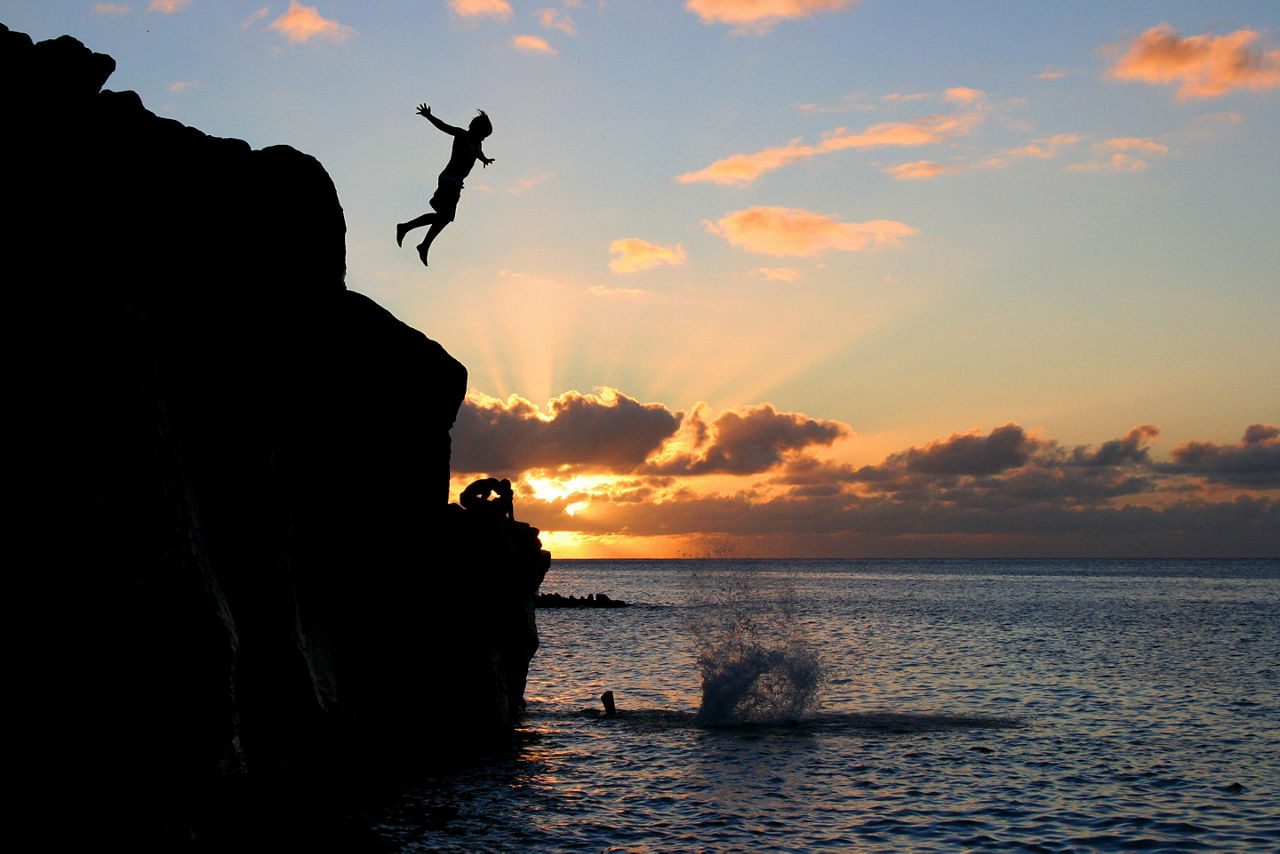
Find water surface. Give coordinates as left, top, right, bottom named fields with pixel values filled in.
left=373, top=559, right=1280, bottom=851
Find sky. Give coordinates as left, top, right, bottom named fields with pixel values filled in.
left=7, top=0, right=1278, bottom=557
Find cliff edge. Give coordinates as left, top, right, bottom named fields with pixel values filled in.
left=7, top=24, right=549, bottom=842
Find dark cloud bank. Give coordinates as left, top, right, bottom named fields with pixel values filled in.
left=453, top=393, right=1279, bottom=556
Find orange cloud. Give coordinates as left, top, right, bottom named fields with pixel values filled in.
left=685, top=0, right=858, bottom=31
left=706, top=207, right=918, bottom=257
left=148, top=0, right=191, bottom=11
left=943, top=86, right=986, bottom=105
left=268, top=1, right=355, bottom=43
left=1071, top=137, right=1169, bottom=172
left=1005, top=133, right=1082, bottom=159
left=1096, top=137, right=1169, bottom=154
left=1108, top=24, right=1280, bottom=99
left=1070, top=153, right=1150, bottom=173
left=881, top=92, right=930, bottom=103
left=678, top=113, right=982, bottom=185
left=587, top=285, right=652, bottom=298
left=537, top=7, right=577, bottom=35
left=608, top=238, right=687, bottom=273
left=450, top=0, right=513, bottom=19
left=513, top=34, right=556, bottom=54
left=92, top=3, right=131, bottom=14
left=795, top=94, right=873, bottom=114
left=885, top=160, right=965, bottom=180
left=752, top=267, right=802, bottom=282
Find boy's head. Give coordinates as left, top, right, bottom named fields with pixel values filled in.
left=469, top=109, right=492, bottom=139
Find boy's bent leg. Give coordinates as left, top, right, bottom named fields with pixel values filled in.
left=397, top=212, right=436, bottom=247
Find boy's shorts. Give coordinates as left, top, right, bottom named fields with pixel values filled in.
left=429, top=174, right=463, bottom=222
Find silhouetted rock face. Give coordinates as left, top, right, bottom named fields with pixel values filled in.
left=7, top=24, right=548, bottom=842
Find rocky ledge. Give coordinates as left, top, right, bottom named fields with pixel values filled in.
left=7, top=23, right=549, bottom=843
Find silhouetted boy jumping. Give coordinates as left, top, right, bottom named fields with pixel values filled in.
left=397, top=104, right=494, bottom=267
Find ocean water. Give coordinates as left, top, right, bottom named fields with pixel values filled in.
left=371, top=559, right=1280, bottom=851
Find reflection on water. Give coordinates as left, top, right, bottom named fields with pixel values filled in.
left=372, top=559, right=1280, bottom=852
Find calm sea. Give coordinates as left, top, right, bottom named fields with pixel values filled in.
left=371, top=559, right=1280, bottom=851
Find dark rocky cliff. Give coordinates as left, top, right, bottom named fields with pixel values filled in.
left=6, top=24, right=549, bottom=842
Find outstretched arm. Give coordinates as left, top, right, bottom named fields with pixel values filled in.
left=416, top=103, right=464, bottom=136
left=478, top=147, right=495, bottom=167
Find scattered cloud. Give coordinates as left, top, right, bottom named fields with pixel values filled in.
left=943, top=87, right=986, bottom=105
left=678, top=113, right=982, bottom=185
left=881, top=92, right=930, bottom=104
left=1036, top=67, right=1070, bottom=80
left=1096, top=137, right=1170, bottom=154
left=1108, top=24, right=1280, bottom=99
left=242, top=7, right=270, bottom=27
left=1162, top=423, right=1280, bottom=487
left=885, top=160, right=966, bottom=180
left=705, top=207, right=918, bottom=257
left=751, top=267, right=802, bottom=282
left=1071, top=136, right=1169, bottom=172
left=513, top=34, right=557, bottom=54
left=167, top=80, right=199, bottom=93
left=646, top=403, right=849, bottom=476
left=454, top=402, right=1279, bottom=556
left=148, top=0, right=191, bottom=12
left=268, top=1, right=355, bottom=44
left=452, top=389, right=683, bottom=475
left=1005, top=133, right=1083, bottom=159
left=537, top=7, right=577, bottom=35
left=450, top=0, right=513, bottom=20
left=92, top=3, right=131, bottom=14
left=608, top=238, right=687, bottom=273
left=509, top=171, right=552, bottom=193
left=685, top=0, right=859, bottom=33
left=795, top=93, right=873, bottom=114
left=586, top=285, right=653, bottom=298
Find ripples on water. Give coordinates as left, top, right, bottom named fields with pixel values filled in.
left=372, top=559, right=1280, bottom=851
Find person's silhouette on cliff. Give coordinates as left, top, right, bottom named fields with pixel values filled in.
left=460, top=477, right=515, bottom=521
left=397, top=105, right=494, bottom=267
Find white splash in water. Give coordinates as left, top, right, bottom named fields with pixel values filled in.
left=687, top=568, right=825, bottom=725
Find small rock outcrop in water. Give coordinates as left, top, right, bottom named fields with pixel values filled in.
left=537, top=592, right=630, bottom=608
left=7, top=24, right=549, bottom=842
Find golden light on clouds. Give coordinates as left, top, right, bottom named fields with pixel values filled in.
left=92, top=3, right=132, bottom=14
left=751, top=267, right=802, bottom=282
left=677, top=114, right=983, bottom=185
left=1005, top=133, right=1083, bottom=159
left=525, top=473, right=614, bottom=502
left=943, top=86, right=986, bottom=104
left=268, top=1, right=355, bottom=44
left=148, top=0, right=191, bottom=12
left=1096, top=137, right=1169, bottom=154
left=608, top=238, right=688, bottom=273
left=1109, top=25, right=1280, bottom=99
left=450, top=0, right=513, bottom=20
left=885, top=160, right=964, bottom=180
left=706, top=207, right=918, bottom=257
left=513, top=35, right=557, bottom=54
left=1070, top=137, right=1170, bottom=172
left=537, top=8, right=577, bottom=35
left=685, top=0, right=858, bottom=30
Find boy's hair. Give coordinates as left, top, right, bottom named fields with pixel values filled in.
left=470, top=109, right=492, bottom=138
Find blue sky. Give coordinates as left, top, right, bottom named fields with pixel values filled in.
left=7, top=1, right=1277, bottom=556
